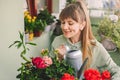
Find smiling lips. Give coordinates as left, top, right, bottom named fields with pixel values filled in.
left=63, top=30, right=71, bottom=34
left=63, top=31, right=70, bottom=36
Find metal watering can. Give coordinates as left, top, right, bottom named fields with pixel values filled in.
left=65, top=46, right=88, bottom=79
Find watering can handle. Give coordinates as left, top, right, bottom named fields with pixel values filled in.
left=77, top=57, right=88, bottom=79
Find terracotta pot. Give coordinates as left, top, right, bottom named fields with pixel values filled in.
left=33, top=30, right=42, bottom=37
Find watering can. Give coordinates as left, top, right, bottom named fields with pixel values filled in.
left=65, top=46, right=88, bottom=80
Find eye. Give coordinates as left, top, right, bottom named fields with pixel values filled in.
left=61, top=21, right=65, bottom=24
left=68, top=22, right=74, bottom=25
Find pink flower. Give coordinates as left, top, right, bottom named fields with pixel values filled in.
left=43, top=56, right=53, bottom=67
left=32, top=57, right=47, bottom=69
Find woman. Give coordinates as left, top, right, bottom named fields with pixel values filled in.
left=50, top=0, right=120, bottom=79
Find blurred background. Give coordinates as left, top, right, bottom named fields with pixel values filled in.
left=0, top=0, right=120, bottom=80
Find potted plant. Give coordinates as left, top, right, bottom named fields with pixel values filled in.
left=37, top=8, right=56, bottom=25
left=37, top=8, right=56, bottom=32
left=33, top=19, right=47, bottom=37
left=9, top=32, right=76, bottom=80
left=24, top=11, right=36, bottom=41
left=97, top=15, right=120, bottom=52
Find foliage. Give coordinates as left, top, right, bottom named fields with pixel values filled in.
left=15, top=49, right=76, bottom=80
left=24, top=11, right=36, bottom=33
left=98, top=16, right=120, bottom=52
left=8, top=31, right=36, bottom=62
left=24, top=11, right=47, bottom=33
left=37, top=8, right=56, bottom=25
left=33, top=19, right=47, bottom=31
left=9, top=32, right=76, bottom=80
left=17, top=49, right=74, bottom=80
left=66, top=0, right=76, bottom=5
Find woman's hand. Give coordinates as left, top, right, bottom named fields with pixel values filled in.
left=56, top=45, right=67, bottom=60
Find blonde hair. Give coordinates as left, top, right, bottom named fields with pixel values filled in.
left=59, top=0, right=96, bottom=69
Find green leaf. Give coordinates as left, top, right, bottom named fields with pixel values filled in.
left=17, top=42, right=22, bottom=49
left=26, top=42, right=37, bottom=46
left=8, top=41, right=21, bottom=48
left=19, top=31, right=24, bottom=42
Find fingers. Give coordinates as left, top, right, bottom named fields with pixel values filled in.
left=56, top=45, right=67, bottom=60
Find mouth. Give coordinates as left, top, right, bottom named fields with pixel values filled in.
left=63, top=31, right=72, bottom=37
left=63, top=31, right=70, bottom=35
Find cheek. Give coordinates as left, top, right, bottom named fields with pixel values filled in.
left=71, top=26, right=80, bottom=32
left=66, top=28, right=80, bottom=37
left=72, top=29, right=80, bottom=34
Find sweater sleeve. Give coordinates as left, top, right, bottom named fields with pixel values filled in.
left=95, top=42, right=120, bottom=80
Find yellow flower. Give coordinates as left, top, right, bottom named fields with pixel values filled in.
left=27, top=15, right=32, bottom=20
left=33, top=16, right=37, bottom=20
left=41, top=49, right=49, bottom=56
left=28, top=19, right=31, bottom=23
left=24, top=11, right=29, bottom=14
left=24, top=11, right=29, bottom=17
left=24, top=13, right=28, bottom=17
left=32, top=19, right=35, bottom=22
left=54, top=49, right=59, bottom=54
left=29, top=33, right=34, bottom=41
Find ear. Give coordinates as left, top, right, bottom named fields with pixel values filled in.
left=79, top=21, right=86, bottom=30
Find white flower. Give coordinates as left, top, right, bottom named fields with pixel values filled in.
left=109, top=14, right=119, bottom=23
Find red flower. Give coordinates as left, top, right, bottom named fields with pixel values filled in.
left=32, top=57, right=47, bottom=69
left=84, top=69, right=101, bottom=80
left=101, top=70, right=111, bottom=80
left=61, top=73, right=75, bottom=80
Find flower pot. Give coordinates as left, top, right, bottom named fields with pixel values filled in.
left=33, top=30, right=42, bottom=37
left=25, top=33, right=29, bottom=42
left=44, top=25, right=51, bottom=32
left=101, top=38, right=117, bottom=52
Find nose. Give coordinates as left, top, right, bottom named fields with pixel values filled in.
left=61, top=23, right=69, bottom=30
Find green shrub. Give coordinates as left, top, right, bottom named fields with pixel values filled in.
left=98, top=16, right=120, bottom=52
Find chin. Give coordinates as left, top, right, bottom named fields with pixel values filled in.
left=63, top=34, right=71, bottom=38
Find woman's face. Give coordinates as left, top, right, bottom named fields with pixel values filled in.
left=61, top=18, right=83, bottom=39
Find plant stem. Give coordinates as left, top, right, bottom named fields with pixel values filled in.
left=20, top=53, right=30, bottom=62
left=20, top=39, right=30, bottom=62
